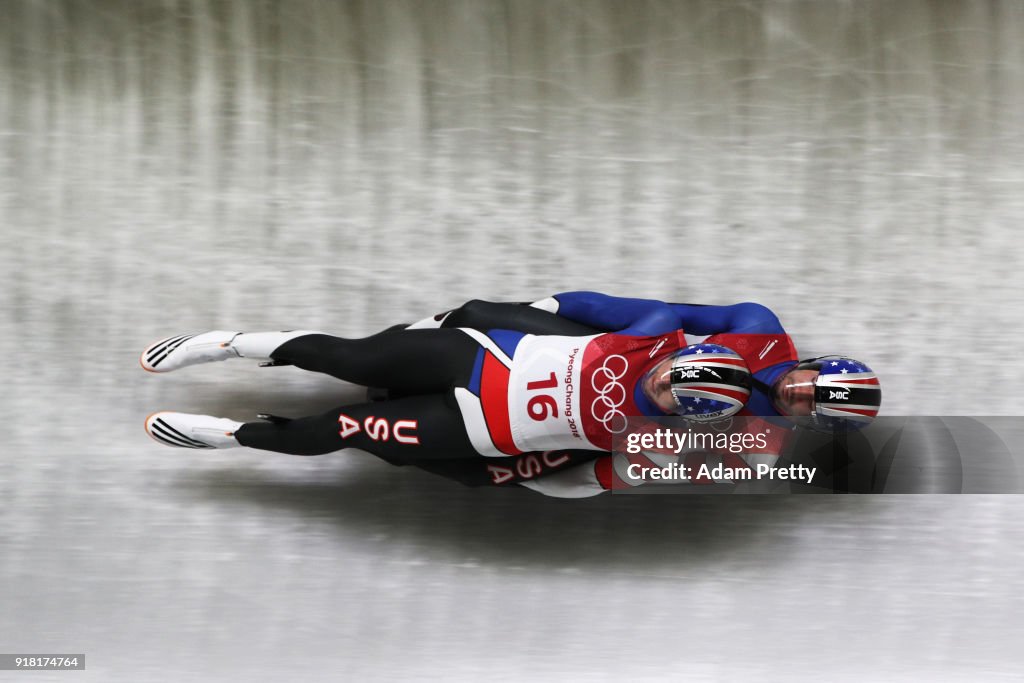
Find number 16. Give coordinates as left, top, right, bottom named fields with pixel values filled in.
left=526, top=372, right=558, bottom=421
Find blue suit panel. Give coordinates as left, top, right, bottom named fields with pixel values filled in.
left=550, top=291, right=785, bottom=337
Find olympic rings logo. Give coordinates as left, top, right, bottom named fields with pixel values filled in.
left=590, top=354, right=629, bottom=434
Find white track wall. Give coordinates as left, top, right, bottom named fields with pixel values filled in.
left=1, top=2, right=1022, bottom=680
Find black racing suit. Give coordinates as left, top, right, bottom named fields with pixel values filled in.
left=233, top=301, right=603, bottom=486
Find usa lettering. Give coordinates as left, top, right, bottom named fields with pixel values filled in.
left=829, top=389, right=849, bottom=400
left=337, top=413, right=420, bottom=444
left=338, top=413, right=360, bottom=438
left=487, top=451, right=574, bottom=485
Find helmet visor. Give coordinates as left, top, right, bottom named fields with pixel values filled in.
left=771, top=366, right=820, bottom=417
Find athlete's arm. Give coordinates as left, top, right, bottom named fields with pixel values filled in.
left=540, top=291, right=683, bottom=336
left=666, top=301, right=785, bottom=335
left=540, top=292, right=785, bottom=337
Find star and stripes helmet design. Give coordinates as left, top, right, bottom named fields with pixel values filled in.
left=795, top=356, right=882, bottom=430
left=667, top=343, right=752, bottom=421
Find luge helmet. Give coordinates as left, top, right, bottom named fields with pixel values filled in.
left=666, top=343, right=752, bottom=421
left=778, top=356, right=882, bottom=430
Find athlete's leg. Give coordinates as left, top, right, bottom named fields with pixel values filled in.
left=408, top=300, right=599, bottom=336
left=258, top=328, right=480, bottom=393
left=369, top=302, right=599, bottom=402
left=143, top=327, right=481, bottom=390
left=443, top=300, right=598, bottom=335
left=234, top=394, right=480, bottom=459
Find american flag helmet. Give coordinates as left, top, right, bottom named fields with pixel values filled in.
left=667, top=343, right=752, bottom=421
left=790, top=356, right=882, bottom=430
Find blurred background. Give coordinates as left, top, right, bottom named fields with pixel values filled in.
left=2, top=1, right=1023, bottom=680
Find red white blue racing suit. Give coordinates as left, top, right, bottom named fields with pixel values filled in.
left=403, top=293, right=803, bottom=497
left=234, top=292, right=803, bottom=498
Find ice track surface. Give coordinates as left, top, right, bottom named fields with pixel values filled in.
left=2, top=1, right=1024, bottom=680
